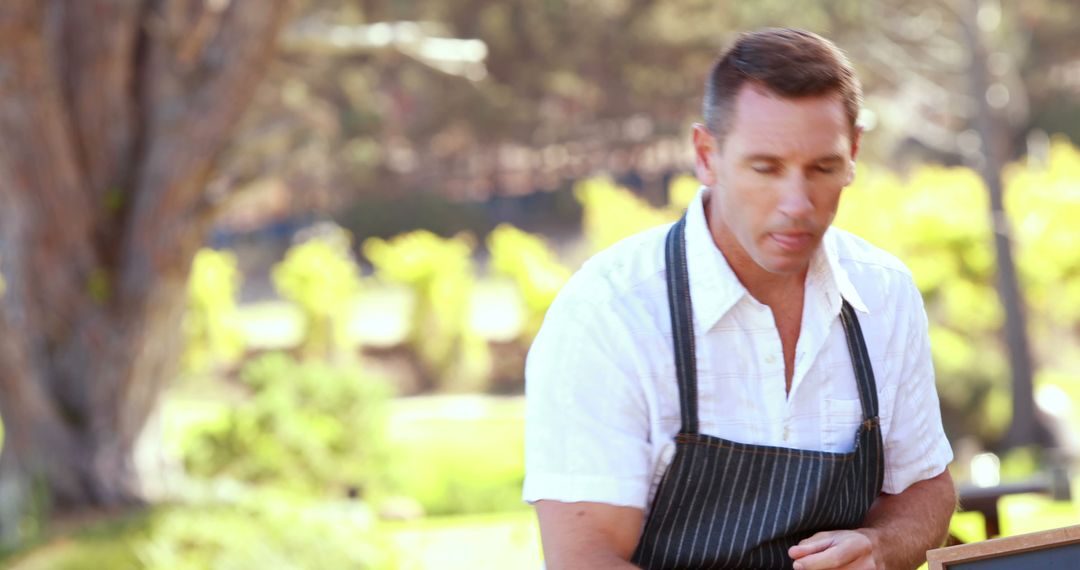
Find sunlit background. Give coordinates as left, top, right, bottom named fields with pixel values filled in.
left=0, top=0, right=1078, bottom=568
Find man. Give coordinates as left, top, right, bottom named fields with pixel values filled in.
left=523, top=28, right=956, bottom=570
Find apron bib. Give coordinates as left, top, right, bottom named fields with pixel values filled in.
left=630, top=216, right=884, bottom=570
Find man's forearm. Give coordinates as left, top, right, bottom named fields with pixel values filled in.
left=545, top=552, right=641, bottom=570
left=858, top=469, right=956, bottom=569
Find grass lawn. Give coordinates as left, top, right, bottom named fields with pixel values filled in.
left=385, top=510, right=542, bottom=570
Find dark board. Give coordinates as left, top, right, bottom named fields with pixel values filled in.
left=927, top=525, right=1080, bottom=570
left=947, top=540, right=1080, bottom=569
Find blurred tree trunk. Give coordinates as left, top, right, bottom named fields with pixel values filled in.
left=0, top=0, right=290, bottom=544
left=958, top=0, right=1052, bottom=450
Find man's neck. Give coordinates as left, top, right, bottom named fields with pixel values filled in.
left=704, top=207, right=809, bottom=308
left=733, top=259, right=807, bottom=310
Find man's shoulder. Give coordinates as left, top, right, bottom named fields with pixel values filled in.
left=827, top=226, right=913, bottom=278
left=826, top=227, right=920, bottom=307
left=558, top=222, right=672, bottom=307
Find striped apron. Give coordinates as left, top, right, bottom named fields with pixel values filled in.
left=630, top=216, right=885, bottom=569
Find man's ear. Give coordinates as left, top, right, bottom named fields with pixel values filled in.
left=845, top=125, right=864, bottom=186
left=692, top=123, right=719, bottom=186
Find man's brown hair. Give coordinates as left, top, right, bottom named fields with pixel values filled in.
left=703, top=28, right=862, bottom=143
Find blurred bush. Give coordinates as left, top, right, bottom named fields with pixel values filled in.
left=272, top=226, right=362, bottom=357
left=384, top=399, right=526, bottom=517
left=575, top=176, right=677, bottom=252
left=137, top=492, right=390, bottom=569
left=835, top=138, right=1080, bottom=444
left=0, top=490, right=392, bottom=569
left=574, top=174, right=700, bottom=255
left=182, top=353, right=392, bottom=498
left=182, top=249, right=245, bottom=374
left=487, top=224, right=570, bottom=342
left=1004, top=139, right=1080, bottom=335
left=363, top=230, right=491, bottom=392
left=667, top=173, right=702, bottom=211
left=835, top=164, right=1009, bottom=440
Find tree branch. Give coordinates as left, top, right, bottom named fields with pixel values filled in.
left=122, top=0, right=291, bottom=297
left=54, top=0, right=141, bottom=228
left=0, top=1, right=101, bottom=361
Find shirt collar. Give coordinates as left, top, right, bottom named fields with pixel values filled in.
left=682, top=186, right=869, bottom=336
left=819, top=226, right=870, bottom=314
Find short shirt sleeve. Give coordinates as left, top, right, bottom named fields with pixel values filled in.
left=522, top=282, right=653, bottom=509
left=881, top=279, right=954, bottom=494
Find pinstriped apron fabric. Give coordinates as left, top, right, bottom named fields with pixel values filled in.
left=630, top=216, right=884, bottom=570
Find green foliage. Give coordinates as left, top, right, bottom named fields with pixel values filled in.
left=363, top=231, right=490, bottom=391
left=135, top=494, right=390, bottom=569
left=183, top=249, right=245, bottom=374
left=574, top=175, right=702, bottom=255
left=1004, top=139, right=1080, bottom=333
left=575, top=177, right=678, bottom=252
left=182, top=353, right=392, bottom=496
left=384, top=398, right=526, bottom=517
left=272, top=227, right=362, bottom=357
left=668, top=173, right=701, bottom=212
left=834, top=141, right=1080, bottom=443
left=834, top=164, right=1011, bottom=439
left=487, top=224, right=570, bottom=342
left=1, top=493, right=391, bottom=569
left=1033, top=367, right=1080, bottom=452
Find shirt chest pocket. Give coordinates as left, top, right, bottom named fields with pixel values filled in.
left=821, top=398, right=864, bottom=453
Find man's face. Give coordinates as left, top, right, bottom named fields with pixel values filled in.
left=693, top=84, right=860, bottom=277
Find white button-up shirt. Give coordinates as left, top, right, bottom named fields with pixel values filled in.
left=523, top=187, right=953, bottom=513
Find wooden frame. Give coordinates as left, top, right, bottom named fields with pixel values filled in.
left=927, top=525, right=1080, bottom=569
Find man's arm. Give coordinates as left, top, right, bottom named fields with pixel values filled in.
left=789, top=467, right=956, bottom=570
left=535, top=500, right=644, bottom=569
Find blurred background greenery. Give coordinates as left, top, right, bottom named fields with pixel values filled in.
left=1, top=0, right=1079, bottom=568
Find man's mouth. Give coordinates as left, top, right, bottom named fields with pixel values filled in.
left=769, top=232, right=814, bottom=252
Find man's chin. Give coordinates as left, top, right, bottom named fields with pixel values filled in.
left=756, top=253, right=813, bottom=276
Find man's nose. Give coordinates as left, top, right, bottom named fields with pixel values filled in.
left=777, top=174, right=813, bottom=220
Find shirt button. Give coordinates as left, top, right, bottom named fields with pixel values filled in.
left=765, top=354, right=777, bottom=364
left=783, top=425, right=791, bottom=441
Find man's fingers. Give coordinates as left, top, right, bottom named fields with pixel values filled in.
left=789, top=531, right=872, bottom=570
left=786, top=537, right=833, bottom=557
left=788, top=532, right=838, bottom=559
left=791, top=547, right=849, bottom=570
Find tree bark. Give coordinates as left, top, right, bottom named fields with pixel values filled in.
left=0, top=0, right=291, bottom=544
left=959, top=0, right=1052, bottom=450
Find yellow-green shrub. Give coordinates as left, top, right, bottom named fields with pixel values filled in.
left=835, top=140, right=1080, bottom=442
left=182, top=352, right=391, bottom=496
left=574, top=175, right=701, bottom=255
left=575, top=177, right=678, bottom=252
left=272, top=228, right=362, bottom=357
left=183, top=249, right=245, bottom=373
left=487, top=224, right=570, bottom=342
left=362, top=231, right=490, bottom=391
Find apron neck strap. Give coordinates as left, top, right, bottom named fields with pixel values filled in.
left=839, top=300, right=880, bottom=421
left=665, top=217, right=699, bottom=434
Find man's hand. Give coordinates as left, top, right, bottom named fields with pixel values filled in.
left=789, top=468, right=955, bottom=570
left=789, top=529, right=880, bottom=570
